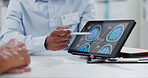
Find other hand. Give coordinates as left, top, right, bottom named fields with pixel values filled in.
left=0, top=39, right=31, bottom=74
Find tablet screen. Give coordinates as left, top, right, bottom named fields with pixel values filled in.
left=68, top=20, right=136, bottom=58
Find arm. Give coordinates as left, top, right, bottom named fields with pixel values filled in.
left=0, top=0, right=47, bottom=54
left=79, top=0, right=96, bottom=31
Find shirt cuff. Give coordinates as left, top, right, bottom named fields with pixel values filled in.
left=32, top=36, right=47, bottom=52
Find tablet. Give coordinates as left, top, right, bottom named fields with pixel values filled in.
left=68, top=20, right=136, bottom=58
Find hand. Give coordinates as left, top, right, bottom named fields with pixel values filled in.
left=6, top=66, right=31, bottom=74
left=0, top=39, right=31, bottom=74
left=45, top=26, right=72, bottom=51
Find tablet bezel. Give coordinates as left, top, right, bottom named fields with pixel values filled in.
left=68, top=20, right=136, bottom=58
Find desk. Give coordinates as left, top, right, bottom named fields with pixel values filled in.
left=1, top=48, right=148, bottom=78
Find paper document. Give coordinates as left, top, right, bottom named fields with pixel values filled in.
left=121, top=47, right=148, bottom=54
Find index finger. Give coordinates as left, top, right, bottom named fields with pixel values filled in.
left=56, top=26, right=69, bottom=29
left=50, top=29, right=71, bottom=36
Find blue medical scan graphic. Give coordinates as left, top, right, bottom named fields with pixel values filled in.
left=77, top=43, right=90, bottom=52
left=85, top=25, right=102, bottom=41
left=106, top=25, right=124, bottom=42
left=97, top=44, right=112, bottom=54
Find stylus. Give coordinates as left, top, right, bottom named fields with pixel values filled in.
left=62, top=29, right=91, bottom=35
left=70, top=32, right=91, bottom=35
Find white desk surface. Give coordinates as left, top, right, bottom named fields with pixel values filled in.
left=1, top=47, right=148, bottom=78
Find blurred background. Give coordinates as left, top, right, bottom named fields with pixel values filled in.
left=0, top=0, right=148, bottom=49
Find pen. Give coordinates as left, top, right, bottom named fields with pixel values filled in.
left=70, top=32, right=91, bottom=35
left=62, top=29, right=91, bottom=35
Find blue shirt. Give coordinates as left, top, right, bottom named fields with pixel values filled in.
left=0, top=0, right=96, bottom=54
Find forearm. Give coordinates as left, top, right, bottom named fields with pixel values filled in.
left=0, top=18, right=48, bottom=54
left=0, top=32, right=47, bottom=54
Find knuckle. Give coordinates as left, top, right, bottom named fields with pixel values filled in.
left=64, top=45, right=68, bottom=48
left=66, top=35, right=71, bottom=39
left=23, top=49, right=28, bottom=53
left=64, top=26, right=69, bottom=29
left=51, top=30, right=57, bottom=35
left=69, top=35, right=72, bottom=39
left=67, top=40, right=70, bottom=44
left=56, top=27, right=61, bottom=29
left=65, top=41, right=70, bottom=44
left=22, top=43, right=25, bottom=47
left=50, top=37, right=55, bottom=40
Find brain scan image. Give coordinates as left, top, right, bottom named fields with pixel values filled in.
left=77, top=43, right=90, bottom=52
left=97, top=44, right=112, bottom=54
left=85, top=25, right=102, bottom=41
left=106, top=25, right=124, bottom=42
